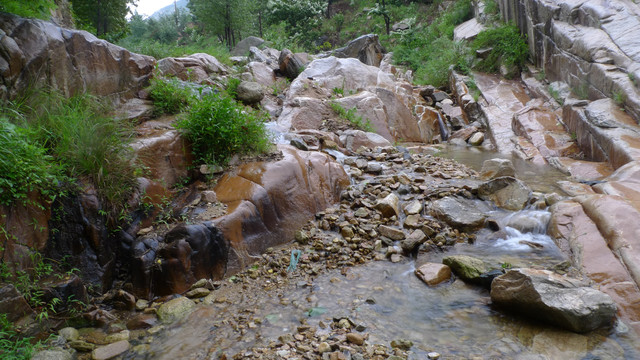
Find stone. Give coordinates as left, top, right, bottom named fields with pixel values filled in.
left=58, top=327, right=79, bottom=342
left=377, top=225, right=405, bottom=241
left=105, top=290, right=136, bottom=311
left=69, top=340, right=96, bottom=352
left=105, top=330, right=129, bottom=343
left=340, top=129, right=392, bottom=151
left=201, top=191, right=218, bottom=203
left=403, top=200, right=422, bottom=215
left=431, top=196, right=488, bottom=232
left=400, top=229, right=427, bottom=252
left=91, top=340, right=130, bottom=360
left=415, top=263, right=451, bottom=286
left=279, top=49, right=305, bottom=80
left=390, top=339, right=413, bottom=350
left=480, top=158, right=516, bottom=179
left=332, top=34, right=385, bottom=67
left=346, top=332, right=365, bottom=345
left=366, top=162, right=383, bottom=174
left=442, top=255, right=489, bottom=282
left=236, top=81, right=264, bottom=104
left=135, top=299, right=149, bottom=311
left=156, top=296, right=196, bottom=323
left=126, top=314, right=157, bottom=330
left=231, top=36, right=264, bottom=56
left=403, top=214, right=421, bottom=228
left=0, top=284, right=34, bottom=322
left=468, top=132, right=484, bottom=146
left=318, top=342, right=331, bottom=353
left=32, top=350, right=73, bottom=360
left=454, top=17, right=485, bottom=41
left=478, top=177, right=531, bottom=211
left=491, top=269, right=617, bottom=333
left=185, top=288, right=210, bottom=298
left=374, top=193, right=400, bottom=218
left=428, top=352, right=441, bottom=360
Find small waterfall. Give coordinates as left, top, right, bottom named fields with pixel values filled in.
left=437, top=112, right=449, bottom=142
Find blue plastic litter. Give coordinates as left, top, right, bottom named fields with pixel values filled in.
left=287, top=249, right=302, bottom=272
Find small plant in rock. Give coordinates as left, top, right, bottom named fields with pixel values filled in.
left=548, top=86, right=564, bottom=105
left=472, top=24, right=529, bottom=76
left=613, top=90, right=626, bottom=107
left=270, top=78, right=290, bottom=96
left=148, top=77, right=195, bottom=115
left=572, top=83, right=589, bottom=100
left=329, top=102, right=374, bottom=132
left=176, top=93, right=270, bottom=166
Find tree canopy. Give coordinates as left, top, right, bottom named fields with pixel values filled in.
left=0, top=0, right=56, bottom=19
left=71, top=0, right=136, bottom=41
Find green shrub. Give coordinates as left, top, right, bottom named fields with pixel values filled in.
left=0, top=118, right=62, bottom=206
left=329, top=102, right=374, bottom=132
left=0, top=313, right=37, bottom=360
left=176, top=94, right=270, bottom=166
left=226, top=77, right=241, bottom=99
left=148, top=77, right=195, bottom=115
left=472, top=24, right=529, bottom=75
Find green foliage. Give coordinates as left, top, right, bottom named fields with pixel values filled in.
left=572, top=83, right=589, bottom=100
left=471, top=24, right=529, bottom=75
left=270, top=78, right=291, bottom=96
left=148, top=77, right=195, bottom=115
left=226, top=78, right=242, bottom=99
left=0, top=0, right=56, bottom=19
left=176, top=93, right=270, bottom=166
left=0, top=118, right=63, bottom=206
left=329, top=102, right=374, bottom=132
left=548, top=86, right=564, bottom=105
left=0, top=313, right=37, bottom=360
left=188, top=0, right=252, bottom=48
left=613, top=90, right=626, bottom=107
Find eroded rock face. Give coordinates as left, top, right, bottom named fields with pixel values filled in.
left=491, top=268, right=617, bottom=333
left=0, top=13, right=154, bottom=101
left=332, top=34, right=385, bottom=67
left=156, top=53, right=228, bottom=84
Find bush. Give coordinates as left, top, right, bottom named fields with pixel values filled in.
left=472, top=24, right=529, bottom=75
left=329, top=102, right=374, bottom=132
left=148, top=77, right=196, bottom=115
left=0, top=118, right=62, bottom=206
left=0, top=313, right=37, bottom=360
left=176, top=94, right=270, bottom=166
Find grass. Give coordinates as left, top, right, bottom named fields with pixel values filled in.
left=176, top=93, right=271, bottom=166
left=613, top=90, right=626, bottom=107
left=329, top=102, right=374, bottom=132
left=548, top=85, right=564, bottom=105
left=471, top=24, right=529, bottom=77
left=0, top=313, right=38, bottom=360
left=148, top=77, right=196, bottom=115
left=118, top=38, right=232, bottom=66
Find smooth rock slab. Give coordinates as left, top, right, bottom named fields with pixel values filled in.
left=92, top=340, right=130, bottom=360
left=415, top=263, right=451, bottom=286
left=491, top=268, right=617, bottom=333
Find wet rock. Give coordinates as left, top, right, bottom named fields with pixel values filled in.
left=442, top=255, right=489, bottom=282
left=374, top=193, right=400, bottom=218
left=366, top=162, right=383, bottom=174
left=332, top=34, right=385, bottom=67
left=69, top=340, right=96, bottom=352
left=403, top=200, right=422, bottom=215
left=105, top=330, right=129, bottom=343
left=340, top=129, right=391, bottom=151
left=236, top=81, right=264, bottom=105
left=377, top=225, right=405, bottom=240
left=126, top=314, right=157, bottom=330
left=318, top=342, right=331, bottom=353
left=478, top=177, right=531, bottom=211
left=428, top=352, right=441, bottom=360
left=476, top=269, right=505, bottom=289
left=185, top=288, right=210, bottom=298
left=91, top=340, right=130, bottom=360
left=0, top=284, right=34, bottom=322
left=157, top=296, right=196, bottom=323
left=400, top=229, right=427, bottom=252
left=415, top=263, right=451, bottom=286
left=58, top=327, right=79, bottom=342
left=32, top=349, right=73, bottom=360
left=431, top=196, right=488, bottom=232
left=480, top=158, right=516, bottom=180
left=390, top=339, right=413, bottom=350
left=491, top=268, right=617, bottom=333
left=403, top=214, right=421, bottom=228
left=468, top=132, right=484, bottom=146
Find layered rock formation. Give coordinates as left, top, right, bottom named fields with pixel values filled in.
left=0, top=12, right=155, bottom=102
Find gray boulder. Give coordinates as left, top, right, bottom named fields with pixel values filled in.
left=431, top=196, right=489, bottom=231
left=236, top=81, right=264, bottom=104
left=480, top=158, right=516, bottom=179
left=279, top=49, right=305, bottom=80
left=491, top=268, right=617, bottom=333
left=332, top=34, right=385, bottom=67
left=231, top=36, right=264, bottom=56
left=478, top=177, right=531, bottom=211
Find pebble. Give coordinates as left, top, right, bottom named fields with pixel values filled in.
left=318, top=342, right=331, bottom=353
left=346, top=332, right=365, bottom=345
left=428, top=351, right=441, bottom=359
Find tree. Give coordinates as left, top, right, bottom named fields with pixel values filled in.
left=188, top=0, right=250, bottom=49
left=0, top=0, right=56, bottom=19
left=71, top=0, right=136, bottom=41
left=266, top=0, right=326, bottom=34
left=368, top=1, right=391, bottom=35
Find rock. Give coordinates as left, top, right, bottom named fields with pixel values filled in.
left=478, top=177, right=531, bottom=211
left=392, top=22, right=410, bottom=32
left=0, top=284, right=34, bottom=322
left=279, top=49, right=305, bottom=80
left=231, top=36, right=264, bottom=56
left=248, top=46, right=268, bottom=63
left=135, top=299, right=149, bottom=311
left=480, top=158, right=516, bottom=179
left=126, top=314, right=157, bottom=330
left=431, top=196, right=488, bottom=232
left=428, top=352, right=441, bottom=360
left=403, top=200, right=423, bottom=215
left=0, top=13, right=154, bottom=102
left=400, top=229, right=427, bottom=252
left=318, top=342, right=331, bottom=353
left=339, top=129, right=392, bottom=151
left=374, top=193, right=400, bottom=218
left=415, top=263, right=452, bottom=286
left=91, top=340, right=130, bottom=360
left=156, top=296, right=196, bottom=323
left=201, top=191, right=218, bottom=203
left=432, top=91, right=450, bottom=103
left=346, top=332, right=365, bottom=345
left=366, top=162, right=383, bottom=174
left=185, top=288, right=210, bottom=298
left=390, top=339, right=413, bottom=350
left=58, top=327, right=79, bottom=342
left=69, top=340, right=96, bottom=352
left=105, top=330, right=129, bottom=343
left=332, top=34, right=385, bottom=67
left=32, top=350, right=73, bottom=360
left=454, top=17, right=485, bottom=41
left=116, top=98, right=154, bottom=122
left=131, top=130, right=192, bottom=189
left=104, top=290, right=136, bottom=311
left=468, top=132, right=484, bottom=146
left=491, top=269, right=617, bottom=333
left=377, top=225, right=405, bottom=240
left=236, top=81, right=264, bottom=104
left=442, top=255, right=489, bottom=282
left=404, top=214, right=421, bottom=228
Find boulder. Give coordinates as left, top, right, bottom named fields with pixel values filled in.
left=454, top=18, right=485, bottom=41
left=478, top=177, right=531, bottom=211
left=378, top=225, right=405, bottom=240
left=332, top=34, right=385, bottom=67
left=279, top=49, right=305, bottom=80
left=157, top=296, right=196, bottom=323
left=374, top=193, right=400, bottom=218
left=0, top=284, right=34, bottom=322
left=91, top=340, right=130, bottom=360
left=431, top=196, right=489, bottom=232
left=32, top=350, right=73, bottom=360
left=480, top=158, right=516, bottom=179
left=442, top=255, right=489, bottom=282
left=339, top=129, right=392, bottom=151
left=491, top=268, right=617, bottom=333
left=236, top=81, right=264, bottom=104
left=0, top=13, right=154, bottom=102
left=415, top=263, right=452, bottom=286
left=231, top=36, right=264, bottom=56
left=130, top=130, right=192, bottom=189
left=400, top=229, right=427, bottom=252
left=248, top=61, right=276, bottom=88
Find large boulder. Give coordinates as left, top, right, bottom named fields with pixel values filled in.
left=332, top=34, right=385, bottom=67
left=236, top=81, right=264, bottom=105
left=231, top=36, right=265, bottom=56
left=0, top=13, right=154, bottom=102
left=431, top=196, right=489, bottom=232
left=480, top=158, right=516, bottom=179
left=278, top=49, right=305, bottom=80
left=491, top=268, right=617, bottom=333
left=478, top=177, right=531, bottom=211
left=157, top=296, right=196, bottom=323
